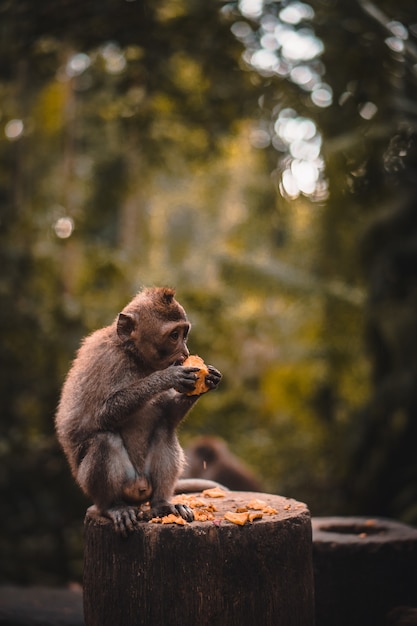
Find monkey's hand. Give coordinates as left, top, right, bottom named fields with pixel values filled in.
left=163, top=365, right=200, bottom=394
left=205, top=365, right=222, bottom=391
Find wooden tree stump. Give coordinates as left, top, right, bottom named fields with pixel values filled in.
left=83, top=491, right=314, bottom=626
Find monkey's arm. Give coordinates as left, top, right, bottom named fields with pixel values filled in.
left=156, top=365, right=223, bottom=426
left=97, top=365, right=199, bottom=428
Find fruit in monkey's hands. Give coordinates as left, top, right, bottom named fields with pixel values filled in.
left=183, top=355, right=210, bottom=395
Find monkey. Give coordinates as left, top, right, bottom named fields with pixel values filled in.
left=55, top=287, right=222, bottom=536
left=182, top=436, right=264, bottom=492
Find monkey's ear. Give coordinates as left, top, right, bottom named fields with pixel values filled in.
left=161, top=288, right=175, bottom=305
left=117, top=312, right=136, bottom=340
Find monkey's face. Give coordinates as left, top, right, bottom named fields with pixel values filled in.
left=133, top=319, right=191, bottom=371
left=117, top=288, right=192, bottom=371
left=117, top=312, right=191, bottom=371
left=153, top=320, right=191, bottom=370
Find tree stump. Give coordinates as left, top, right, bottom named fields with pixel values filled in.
left=83, top=491, right=314, bottom=626
left=312, top=516, right=417, bottom=626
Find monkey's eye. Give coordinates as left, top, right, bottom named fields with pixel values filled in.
left=170, top=330, right=180, bottom=341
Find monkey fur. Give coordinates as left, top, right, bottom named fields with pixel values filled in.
left=55, top=287, right=222, bottom=536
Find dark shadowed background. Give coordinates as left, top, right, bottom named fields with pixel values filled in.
left=1, top=0, right=417, bottom=585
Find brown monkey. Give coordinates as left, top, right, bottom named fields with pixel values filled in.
left=183, top=436, right=263, bottom=492
left=55, top=287, right=222, bottom=536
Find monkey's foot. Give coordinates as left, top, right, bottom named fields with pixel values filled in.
left=106, top=505, right=139, bottom=537
left=140, top=501, right=194, bottom=523
left=174, top=503, right=194, bottom=522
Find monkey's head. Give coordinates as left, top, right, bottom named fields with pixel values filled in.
left=116, top=287, right=191, bottom=371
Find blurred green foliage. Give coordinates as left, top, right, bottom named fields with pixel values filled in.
left=1, top=0, right=417, bottom=584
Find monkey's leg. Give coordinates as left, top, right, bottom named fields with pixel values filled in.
left=77, top=433, right=151, bottom=536
left=139, top=433, right=194, bottom=522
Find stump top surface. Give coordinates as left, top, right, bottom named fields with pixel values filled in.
left=85, top=491, right=310, bottom=532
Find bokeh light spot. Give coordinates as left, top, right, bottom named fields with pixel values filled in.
left=359, top=101, right=378, bottom=120
left=239, top=0, right=264, bottom=19
left=101, top=43, right=127, bottom=74
left=279, top=2, right=315, bottom=26
left=54, top=217, right=74, bottom=239
left=385, top=37, right=405, bottom=53
left=311, top=84, right=333, bottom=107
left=66, top=53, right=91, bottom=77
left=250, top=128, right=271, bottom=148
left=5, top=119, right=24, bottom=140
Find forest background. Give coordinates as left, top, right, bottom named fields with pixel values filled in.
left=1, top=0, right=417, bottom=585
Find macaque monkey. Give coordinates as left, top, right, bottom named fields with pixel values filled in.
left=55, top=287, right=222, bottom=536
left=183, top=436, right=263, bottom=492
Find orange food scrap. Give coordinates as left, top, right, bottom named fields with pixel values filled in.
left=183, top=355, right=210, bottom=395
left=236, top=506, right=248, bottom=513
left=224, top=511, right=250, bottom=526
left=150, top=514, right=188, bottom=525
left=188, top=498, right=206, bottom=508
left=186, top=498, right=218, bottom=512
left=262, top=506, right=278, bottom=515
left=193, top=510, right=215, bottom=522
left=224, top=510, right=263, bottom=525
left=202, top=487, right=227, bottom=498
left=247, top=499, right=267, bottom=510
left=202, top=503, right=218, bottom=512
left=172, top=495, right=205, bottom=508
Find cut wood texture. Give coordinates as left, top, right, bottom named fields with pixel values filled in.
left=83, top=491, right=314, bottom=626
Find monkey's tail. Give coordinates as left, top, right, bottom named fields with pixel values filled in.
left=175, top=478, right=228, bottom=494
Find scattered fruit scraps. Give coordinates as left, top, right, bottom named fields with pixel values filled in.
left=172, top=494, right=218, bottom=512
left=148, top=492, right=282, bottom=525
left=150, top=514, right=188, bottom=525
left=235, top=502, right=277, bottom=516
